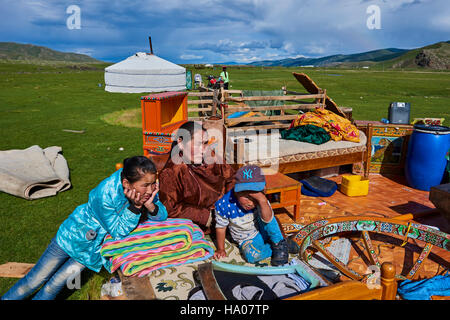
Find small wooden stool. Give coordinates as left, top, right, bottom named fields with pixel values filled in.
left=264, top=171, right=302, bottom=221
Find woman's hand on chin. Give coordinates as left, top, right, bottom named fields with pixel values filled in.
left=143, top=182, right=159, bottom=211
left=124, top=187, right=144, bottom=209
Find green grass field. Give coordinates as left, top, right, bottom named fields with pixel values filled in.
left=0, top=61, right=448, bottom=299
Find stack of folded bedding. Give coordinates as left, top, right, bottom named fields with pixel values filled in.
left=101, top=218, right=214, bottom=277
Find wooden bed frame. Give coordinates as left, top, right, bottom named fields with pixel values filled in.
left=187, top=73, right=370, bottom=178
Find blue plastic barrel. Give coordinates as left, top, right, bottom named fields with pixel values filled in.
left=405, top=124, right=450, bottom=191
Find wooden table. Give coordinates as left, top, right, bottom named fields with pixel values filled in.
left=264, top=171, right=302, bottom=221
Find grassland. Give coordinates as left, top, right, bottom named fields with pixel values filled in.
left=0, top=61, right=449, bottom=299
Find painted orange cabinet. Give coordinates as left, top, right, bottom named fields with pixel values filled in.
left=141, top=91, right=188, bottom=156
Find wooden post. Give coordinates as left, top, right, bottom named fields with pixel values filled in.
left=212, top=89, right=218, bottom=117
left=220, top=84, right=225, bottom=103
left=380, top=262, right=397, bottom=300
left=237, top=138, right=245, bottom=165
left=294, top=184, right=302, bottom=221
left=364, top=123, right=373, bottom=179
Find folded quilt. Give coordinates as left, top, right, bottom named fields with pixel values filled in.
left=290, top=108, right=360, bottom=143
left=101, top=218, right=214, bottom=277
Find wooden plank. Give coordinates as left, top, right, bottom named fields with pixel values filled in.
left=225, top=114, right=298, bottom=124
left=285, top=281, right=382, bottom=300
left=285, top=90, right=311, bottom=95
left=224, top=89, right=243, bottom=94
left=188, top=99, right=213, bottom=104
left=313, top=240, right=363, bottom=281
left=226, top=94, right=324, bottom=102
left=291, top=73, right=322, bottom=94
left=406, top=243, right=433, bottom=280
left=292, top=72, right=347, bottom=118
left=220, top=86, right=225, bottom=103
left=117, top=269, right=156, bottom=300
left=276, top=152, right=366, bottom=174
left=362, top=231, right=381, bottom=267
left=197, top=263, right=226, bottom=300
left=188, top=92, right=214, bottom=97
left=212, top=90, right=218, bottom=116
left=226, top=123, right=291, bottom=131
left=225, top=103, right=321, bottom=112
left=0, top=262, right=35, bottom=278
left=233, top=151, right=366, bottom=174
left=188, top=107, right=213, bottom=112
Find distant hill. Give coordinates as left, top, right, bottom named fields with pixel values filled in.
left=248, top=48, right=408, bottom=67
left=0, top=42, right=101, bottom=63
left=248, top=41, right=450, bottom=70
left=387, top=41, right=450, bottom=70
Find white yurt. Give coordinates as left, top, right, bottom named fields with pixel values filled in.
left=104, top=52, right=186, bottom=93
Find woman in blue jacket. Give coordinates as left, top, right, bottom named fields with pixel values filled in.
left=1, top=156, right=167, bottom=300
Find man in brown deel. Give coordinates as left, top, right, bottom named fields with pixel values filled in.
left=158, top=121, right=235, bottom=232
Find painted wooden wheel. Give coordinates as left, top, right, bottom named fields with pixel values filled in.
left=291, top=216, right=450, bottom=282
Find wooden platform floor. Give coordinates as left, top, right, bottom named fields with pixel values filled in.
left=276, top=174, right=450, bottom=282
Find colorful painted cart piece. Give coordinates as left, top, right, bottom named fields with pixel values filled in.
left=291, top=216, right=450, bottom=283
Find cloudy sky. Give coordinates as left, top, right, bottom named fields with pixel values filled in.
left=0, top=0, right=448, bottom=64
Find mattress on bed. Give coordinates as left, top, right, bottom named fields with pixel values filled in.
left=227, top=129, right=367, bottom=165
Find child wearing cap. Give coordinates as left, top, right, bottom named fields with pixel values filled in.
left=213, top=165, right=297, bottom=266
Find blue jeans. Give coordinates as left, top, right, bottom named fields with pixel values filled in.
left=1, top=237, right=85, bottom=300
left=239, top=215, right=284, bottom=264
